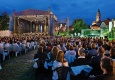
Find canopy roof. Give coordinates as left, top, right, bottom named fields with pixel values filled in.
left=14, top=9, right=49, bottom=16
left=13, top=9, right=57, bottom=22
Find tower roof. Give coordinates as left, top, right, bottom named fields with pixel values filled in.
left=98, top=9, right=100, bottom=12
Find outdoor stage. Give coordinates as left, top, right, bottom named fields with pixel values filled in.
left=9, top=8, right=57, bottom=36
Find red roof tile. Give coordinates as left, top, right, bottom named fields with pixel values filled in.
left=104, top=19, right=110, bottom=25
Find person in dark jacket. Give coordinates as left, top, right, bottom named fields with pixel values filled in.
left=94, top=57, right=115, bottom=80
left=34, top=46, right=47, bottom=60
left=89, top=47, right=105, bottom=75
left=87, top=43, right=98, bottom=60
left=71, top=47, right=89, bottom=66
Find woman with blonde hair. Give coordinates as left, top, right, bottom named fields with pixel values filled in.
left=51, top=46, right=59, bottom=61
left=52, top=50, right=68, bottom=70
left=52, top=51, right=69, bottom=80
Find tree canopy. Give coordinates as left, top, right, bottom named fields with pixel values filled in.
left=0, top=11, right=9, bottom=30
left=72, top=19, right=89, bottom=33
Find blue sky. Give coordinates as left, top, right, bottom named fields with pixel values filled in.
left=0, top=0, right=115, bottom=25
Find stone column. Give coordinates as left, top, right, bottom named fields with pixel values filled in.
left=42, top=23, right=44, bottom=32
left=17, top=18, right=20, bottom=34
left=40, top=24, right=42, bottom=33
left=44, top=20, right=47, bottom=33
left=33, top=24, right=35, bottom=33
left=30, top=21, right=32, bottom=32
left=36, top=23, right=38, bottom=33
left=38, top=23, right=39, bottom=33
left=39, top=24, right=41, bottom=32
left=48, top=16, right=50, bottom=35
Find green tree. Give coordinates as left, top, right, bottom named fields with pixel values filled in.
left=72, top=19, right=89, bottom=34
left=0, top=11, right=9, bottom=30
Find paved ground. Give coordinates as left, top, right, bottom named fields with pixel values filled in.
left=0, top=50, right=37, bottom=80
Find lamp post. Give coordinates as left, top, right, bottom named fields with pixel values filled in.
left=57, top=26, right=59, bottom=36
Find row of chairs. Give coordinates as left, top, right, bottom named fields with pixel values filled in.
left=0, top=41, right=38, bottom=70
left=1, top=42, right=37, bottom=60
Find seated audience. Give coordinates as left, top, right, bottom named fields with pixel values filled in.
left=65, top=46, right=76, bottom=64
left=89, top=47, right=105, bottom=75
left=110, top=46, right=115, bottom=60
left=71, top=48, right=89, bottom=80
left=87, top=43, right=98, bottom=60
left=90, top=57, right=115, bottom=80
left=71, top=48, right=89, bottom=66
left=51, top=46, right=59, bottom=61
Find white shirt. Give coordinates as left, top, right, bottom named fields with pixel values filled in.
left=4, top=43, right=10, bottom=47
left=0, top=42, right=4, bottom=49
left=52, top=60, right=69, bottom=70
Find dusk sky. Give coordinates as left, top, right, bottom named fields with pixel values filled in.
left=0, top=0, right=115, bottom=25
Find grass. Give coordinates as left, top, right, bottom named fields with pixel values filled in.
left=108, top=38, right=115, bottom=41
left=0, top=50, right=36, bottom=80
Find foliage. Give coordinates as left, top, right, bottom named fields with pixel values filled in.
left=54, top=29, right=68, bottom=36
left=59, top=31, right=68, bottom=36
left=69, top=30, right=75, bottom=34
left=0, top=11, right=9, bottom=30
left=101, top=28, right=109, bottom=36
left=109, top=27, right=115, bottom=39
left=72, top=19, right=89, bottom=34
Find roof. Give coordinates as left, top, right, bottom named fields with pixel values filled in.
left=14, top=9, right=49, bottom=16
left=91, top=24, right=100, bottom=30
left=12, top=9, right=57, bottom=21
left=103, top=19, right=110, bottom=25
left=69, top=26, right=74, bottom=29
left=92, top=24, right=99, bottom=26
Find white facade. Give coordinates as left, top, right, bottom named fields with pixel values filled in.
left=109, top=21, right=112, bottom=32
left=100, top=22, right=106, bottom=28
left=113, top=20, right=115, bottom=27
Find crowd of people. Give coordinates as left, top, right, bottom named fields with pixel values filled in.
left=33, top=36, right=115, bottom=80
left=0, top=34, right=115, bottom=80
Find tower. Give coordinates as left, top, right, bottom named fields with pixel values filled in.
left=96, top=9, right=101, bottom=22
